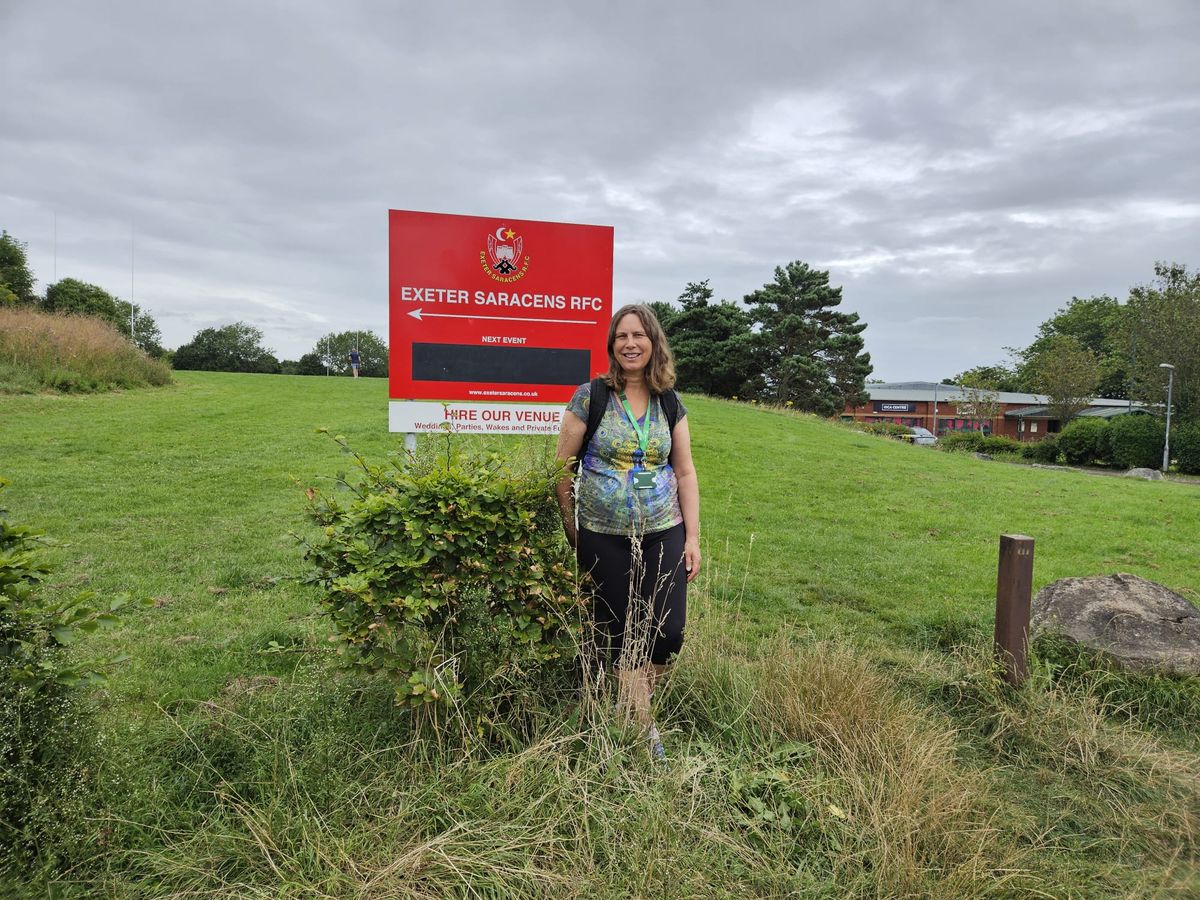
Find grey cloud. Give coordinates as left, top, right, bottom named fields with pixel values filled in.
left=3, top=0, right=1199, bottom=378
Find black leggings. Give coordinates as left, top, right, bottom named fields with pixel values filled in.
left=577, top=523, right=687, bottom=667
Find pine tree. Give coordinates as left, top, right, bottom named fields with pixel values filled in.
left=744, top=261, right=871, bottom=415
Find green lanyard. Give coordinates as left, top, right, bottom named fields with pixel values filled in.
left=619, top=392, right=651, bottom=457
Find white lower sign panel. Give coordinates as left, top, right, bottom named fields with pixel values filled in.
left=389, top=401, right=565, bottom=435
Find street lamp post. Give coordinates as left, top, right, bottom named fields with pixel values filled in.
left=1160, top=363, right=1175, bottom=472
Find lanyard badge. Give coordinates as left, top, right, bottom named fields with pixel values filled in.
left=621, top=393, right=657, bottom=490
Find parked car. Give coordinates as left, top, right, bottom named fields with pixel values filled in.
left=902, top=426, right=938, bottom=446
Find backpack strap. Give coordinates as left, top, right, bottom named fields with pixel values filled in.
left=660, top=388, right=681, bottom=434
left=572, top=377, right=609, bottom=473
left=573, top=381, right=682, bottom=472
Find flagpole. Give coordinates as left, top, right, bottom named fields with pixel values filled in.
left=130, top=222, right=136, bottom=342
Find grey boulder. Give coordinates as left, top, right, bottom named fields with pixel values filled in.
left=1123, top=468, right=1164, bottom=480
left=1031, top=573, right=1200, bottom=676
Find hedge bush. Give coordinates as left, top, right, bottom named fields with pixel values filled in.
left=303, top=436, right=581, bottom=715
left=978, top=435, right=1023, bottom=455
left=1108, top=414, right=1165, bottom=470
left=1173, top=423, right=1200, bottom=475
left=1056, top=418, right=1110, bottom=466
left=854, top=421, right=911, bottom=439
left=1021, top=435, right=1060, bottom=464
left=939, top=432, right=985, bottom=453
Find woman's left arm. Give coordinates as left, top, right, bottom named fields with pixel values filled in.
left=669, top=416, right=701, bottom=583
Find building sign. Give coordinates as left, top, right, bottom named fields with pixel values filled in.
left=875, top=401, right=916, bottom=413
left=388, top=210, right=613, bottom=434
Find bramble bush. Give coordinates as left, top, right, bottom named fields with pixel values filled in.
left=1108, top=414, right=1165, bottom=470
left=302, top=435, right=582, bottom=717
left=1056, top=417, right=1109, bottom=466
left=1, top=477, right=140, bottom=869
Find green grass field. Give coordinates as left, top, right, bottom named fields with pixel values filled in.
left=2, top=372, right=1198, bottom=896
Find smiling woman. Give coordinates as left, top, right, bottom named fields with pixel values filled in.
left=554, top=303, right=701, bottom=761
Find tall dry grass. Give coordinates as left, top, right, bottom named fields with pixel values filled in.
left=941, top=643, right=1200, bottom=886
left=663, top=625, right=1028, bottom=898
left=0, top=306, right=171, bottom=392
left=82, top=590, right=1040, bottom=898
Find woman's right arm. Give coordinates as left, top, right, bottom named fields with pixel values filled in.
left=554, top=409, right=587, bottom=549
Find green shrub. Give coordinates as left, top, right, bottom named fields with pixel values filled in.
left=1170, top=422, right=1200, bottom=475
left=1108, top=414, right=1165, bottom=470
left=302, top=436, right=580, bottom=714
left=1095, top=420, right=1115, bottom=466
left=853, top=421, right=910, bottom=439
left=0, top=478, right=139, bottom=869
left=978, top=435, right=1022, bottom=455
left=939, top=432, right=985, bottom=453
left=1021, top=435, right=1060, bottom=463
left=1056, top=417, right=1109, bottom=466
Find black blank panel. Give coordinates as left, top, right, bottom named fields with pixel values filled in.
left=412, top=343, right=590, bottom=385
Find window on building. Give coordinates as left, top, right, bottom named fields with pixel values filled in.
left=1030, top=422, right=1038, bottom=433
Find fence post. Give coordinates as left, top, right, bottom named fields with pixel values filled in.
left=994, top=534, right=1035, bottom=687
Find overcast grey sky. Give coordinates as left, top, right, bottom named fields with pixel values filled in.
left=3, top=1, right=1198, bottom=380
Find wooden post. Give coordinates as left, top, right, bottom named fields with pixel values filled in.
left=994, top=534, right=1034, bottom=687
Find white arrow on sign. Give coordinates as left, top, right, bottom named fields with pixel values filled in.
left=407, top=308, right=597, bottom=326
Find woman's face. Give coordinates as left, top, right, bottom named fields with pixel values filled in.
left=612, top=313, right=654, bottom=376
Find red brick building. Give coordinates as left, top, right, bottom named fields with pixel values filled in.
left=842, top=382, right=1147, bottom=441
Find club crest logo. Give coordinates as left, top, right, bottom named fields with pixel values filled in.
left=481, top=225, right=531, bottom=283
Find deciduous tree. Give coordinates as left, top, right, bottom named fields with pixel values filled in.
left=1028, top=334, right=1101, bottom=424
left=1122, top=263, right=1200, bottom=423
left=173, top=322, right=280, bottom=373
left=114, top=301, right=165, bottom=357
left=943, top=364, right=1021, bottom=393
left=1015, top=295, right=1127, bottom=398
left=953, top=374, right=1002, bottom=434
left=41, top=279, right=164, bottom=356
left=309, top=330, right=388, bottom=377
left=43, top=279, right=123, bottom=324
left=0, top=231, right=35, bottom=305
left=295, top=352, right=326, bottom=375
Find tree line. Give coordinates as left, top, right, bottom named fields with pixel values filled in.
left=0, top=229, right=386, bottom=377
left=651, top=261, right=873, bottom=416
left=15, top=213, right=1189, bottom=422
left=947, top=262, right=1200, bottom=425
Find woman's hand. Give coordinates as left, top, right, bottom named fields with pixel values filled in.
left=684, top=536, right=701, bottom=583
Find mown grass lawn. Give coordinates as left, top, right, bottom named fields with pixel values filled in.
left=2, top=371, right=1198, bottom=897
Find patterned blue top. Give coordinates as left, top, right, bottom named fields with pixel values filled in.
left=567, top=383, right=687, bottom=536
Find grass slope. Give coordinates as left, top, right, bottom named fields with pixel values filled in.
left=0, top=307, right=172, bottom=393
left=1, top=372, right=1198, bottom=896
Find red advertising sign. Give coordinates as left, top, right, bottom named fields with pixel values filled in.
left=388, top=210, right=613, bottom=429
